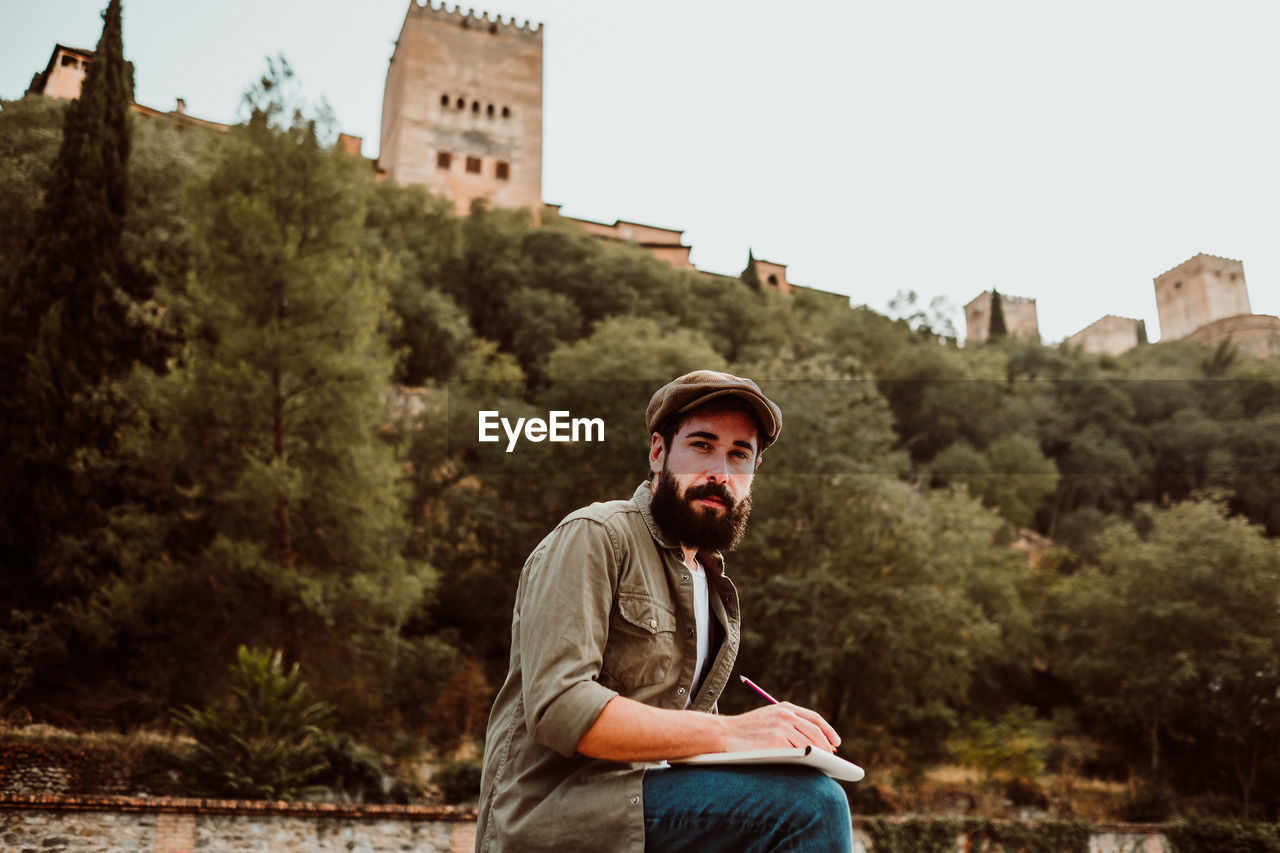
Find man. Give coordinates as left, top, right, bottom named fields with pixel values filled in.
left=477, top=370, right=853, bottom=852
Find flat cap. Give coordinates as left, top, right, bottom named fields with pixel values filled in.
left=646, top=370, right=782, bottom=449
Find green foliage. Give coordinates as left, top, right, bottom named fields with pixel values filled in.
left=866, top=817, right=1091, bottom=853
left=949, top=706, right=1048, bottom=782
left=988, top=289, right=1008, bottom=339
left=433, top=758, right=483, bottom=804
left=1168, top=818, right=1280, bottom=852
left=1049, top=497, right=1280, bottom=811
left=172, top=646, right=334, bottom=800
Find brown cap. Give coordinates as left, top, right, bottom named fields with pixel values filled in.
left=646, top=370, right=782, bottom=449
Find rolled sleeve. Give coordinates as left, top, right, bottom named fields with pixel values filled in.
left=518, top=517, right=622, bottom=757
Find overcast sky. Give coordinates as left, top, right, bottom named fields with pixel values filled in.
left=4, top=0, right=1278, bottom=344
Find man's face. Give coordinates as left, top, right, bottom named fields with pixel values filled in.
left=648, top=406, right=759, bottom=552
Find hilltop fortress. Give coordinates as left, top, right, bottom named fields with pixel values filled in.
left=27, top=1, right=1280, bottom=358
left=969, top=253, right=1279, bottom=359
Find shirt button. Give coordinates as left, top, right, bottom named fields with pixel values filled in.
left=681, top=573, right=690, bottom=580
left=648, top=618, right=658, bottom=629
left=677, top=687, right=686, bottom=695
left=687, top=628, right=695, bottom=638
left=630, top=796, right=640, bottom=805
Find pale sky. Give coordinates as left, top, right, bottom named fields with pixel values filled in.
left=4, top=0, right=1279, bottom=344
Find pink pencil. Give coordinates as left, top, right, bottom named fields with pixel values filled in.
left=739, top=674, right=780, bottom=705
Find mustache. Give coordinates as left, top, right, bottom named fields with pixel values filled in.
left=684, top=480, right=734, bottom=510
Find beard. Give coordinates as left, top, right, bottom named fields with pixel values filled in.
left=650, top=464, right=753, bottom=553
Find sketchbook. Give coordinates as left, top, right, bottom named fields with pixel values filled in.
left=666, top=746, right=865, bottom=782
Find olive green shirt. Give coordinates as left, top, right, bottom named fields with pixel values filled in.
left=476, top=483, right=742, bottom=852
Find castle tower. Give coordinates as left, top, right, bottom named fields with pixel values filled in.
left=964, top=290, right=1039, bottom=345
left=378, top=2, right=543, bottom=215
left=1153, top=253, right=1251, bottom=341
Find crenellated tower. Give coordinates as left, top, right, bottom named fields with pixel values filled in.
left=378, top=1, right=543, bottom=215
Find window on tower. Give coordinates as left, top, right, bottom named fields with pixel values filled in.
left=437, top=151, right=452, bottom=170
left=440, top=94, right=449, bottom=107
left=466, top=156, right=482, bottom=174
left=496, top=161, right=510, bottom=180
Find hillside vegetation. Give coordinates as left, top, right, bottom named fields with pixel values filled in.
left=2, top=50, right=1279, bottom=820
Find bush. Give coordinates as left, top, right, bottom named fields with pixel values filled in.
left=1122, top=781, right=1176, bottom=823
left=171, top=646, right=334, bottom=800
left=1167, top=818, right=1280, bottom=853
left=434, top=759, right=482, bottom=804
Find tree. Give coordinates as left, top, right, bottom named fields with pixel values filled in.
left=0, top=0, right=155, bottom=712
left=1049, top=498, right=1280, bottom=812
left=94, top=65, right=434, bottom=724
left=988, top=289, right=1008, bottom=340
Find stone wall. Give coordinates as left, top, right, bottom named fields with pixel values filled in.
left=3, top=795, right=1179, bottom=853
left=2, top=795, right=476, bottom=853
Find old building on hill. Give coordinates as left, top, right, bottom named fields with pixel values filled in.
left=964, top=290, right=1039, bottom=345
left=1063, top=253, right=1279, bottom=359
left=378, top=2, right=543, bottom=215
left=1153, top=253, right=1280, bottom=359
left=1064, top=315, right=1146, bottom=356
left=29, top=44, right=369, bottom=156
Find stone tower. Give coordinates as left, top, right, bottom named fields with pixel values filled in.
left=1153, top=253, right=1251, bottom=341
left=378, top=2, right=543, bottom=215
left=964, top=290, right=1039, bottom=345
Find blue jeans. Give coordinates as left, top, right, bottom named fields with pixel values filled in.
left=642, top=764, right=853, bottom=852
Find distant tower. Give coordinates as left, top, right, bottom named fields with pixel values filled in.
left=378, top=2, right=543, bottom=215
left=1153, top=253, right=1251, bottom=341
left=964, top=290, right=1039, bottom=345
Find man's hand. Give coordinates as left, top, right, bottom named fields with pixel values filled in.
left=722, top=702, right=841, bottom=753
left=575, top=696, right=841, bottom=762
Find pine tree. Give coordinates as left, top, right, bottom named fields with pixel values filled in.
left=988, top=288, right=1008, bottom=340
left=97, top=66, right=432, bottom=710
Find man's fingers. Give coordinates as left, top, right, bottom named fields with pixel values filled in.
left=779, top=702, right=841, bottom=750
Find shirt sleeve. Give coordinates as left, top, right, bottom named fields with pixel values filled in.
left=518, top=517, right=622, bottom=757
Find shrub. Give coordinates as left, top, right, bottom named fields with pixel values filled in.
left=171, top=646, right=334, bottom=800
left=1167, top=818, right=1280, bottom=853
left=434, top=759, right=482, bottom=804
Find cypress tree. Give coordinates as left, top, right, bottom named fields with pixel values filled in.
left=0, top=0, right=138, bottom=673
left=740, top=249, right=762, bottom=291
left=988, top=289, right=1008, bottom=340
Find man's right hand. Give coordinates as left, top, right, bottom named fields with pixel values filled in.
left=722, top=702, right=841, bottom=753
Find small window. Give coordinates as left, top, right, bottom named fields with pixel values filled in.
left=767, top=274, right=779, bottom=286
left=437, top=151, right=452, bottom=170
left=60, top=54, right=79, bottom=68
left=440, top=94, right=449, bottom=107
left=495, top=161, right=510, bottom=180
left=501, top=106, right=511, bottom=118
left=472, top=101, right=480, bottom=113
left=489, top=23, right=499, bottom=34
left=456, top=97, right=465, bottom=109
left=487, top=104, right=495, bottom=116
left=465, top=156, right=482, bottom=174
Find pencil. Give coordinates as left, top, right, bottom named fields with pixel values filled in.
left=739, top=674, right=779, bottom=705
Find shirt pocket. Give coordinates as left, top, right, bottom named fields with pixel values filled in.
left=599, top=592, right=678, bottom=693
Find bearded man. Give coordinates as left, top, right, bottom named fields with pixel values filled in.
left=476, top=371, right=853, bottom=852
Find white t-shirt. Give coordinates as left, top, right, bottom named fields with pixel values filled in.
left=686, top=559, right=711, bottom=708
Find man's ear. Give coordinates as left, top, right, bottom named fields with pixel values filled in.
left=649, top=432, right=666, bottom=476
